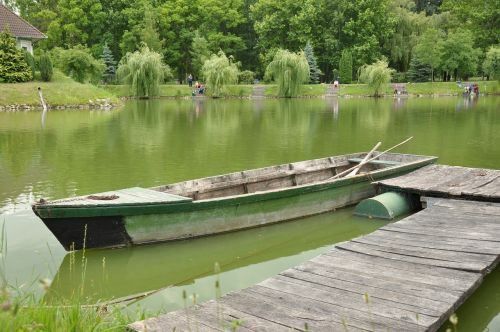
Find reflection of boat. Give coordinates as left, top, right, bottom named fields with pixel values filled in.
left=46, top=210, right=380, bottom=303
left=32, top=152, right=436, bottom=251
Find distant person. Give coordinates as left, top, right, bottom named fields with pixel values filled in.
left=187, top=74, right=193, bottom=87
left=333, top=80, right=339, bottom=88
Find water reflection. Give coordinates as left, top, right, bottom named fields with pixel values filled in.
left=46, top=209, right=386, bottom=305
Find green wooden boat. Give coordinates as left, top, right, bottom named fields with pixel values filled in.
left=32, top=152, right=437, bottom=251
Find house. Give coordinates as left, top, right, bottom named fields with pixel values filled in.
left=0, top=4, right=46, bottom=54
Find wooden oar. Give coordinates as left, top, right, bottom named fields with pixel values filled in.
left=329, top=136, right=413, bottom=180
left=346, top=141, right=381, bottom=177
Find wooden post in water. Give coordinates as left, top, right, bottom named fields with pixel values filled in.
left=38, top=87, right=47, bottom=112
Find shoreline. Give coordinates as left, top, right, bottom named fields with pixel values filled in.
left=1, top=92, right=498, bottom=112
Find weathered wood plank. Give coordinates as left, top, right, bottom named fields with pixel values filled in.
left=129, top=196, right=500, bottom=332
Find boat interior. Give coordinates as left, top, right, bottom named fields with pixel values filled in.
left=154, top=152, right=428, bottom=201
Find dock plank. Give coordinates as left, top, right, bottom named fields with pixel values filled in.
left=129, top=198, right=500, bottom=332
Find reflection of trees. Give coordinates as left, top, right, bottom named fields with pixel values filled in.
left=1, top=97, right=500, bottom=212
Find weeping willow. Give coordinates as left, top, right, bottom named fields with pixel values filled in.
left=202, top=51, right=239, bottom=97
left=266, top=49, right=310, bottom=98
left=359, top=60, right=395, bottom=97
left=117, top=46, right=168, bottom=98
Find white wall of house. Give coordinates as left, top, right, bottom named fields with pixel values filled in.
left=16, top=38, right=33, bottom=54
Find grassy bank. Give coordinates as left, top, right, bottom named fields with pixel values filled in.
left=103, top=84, right=254, bottom=98
left=339, top=81, right=500, bottom=96
left=0, top=71, right=119, bottom=107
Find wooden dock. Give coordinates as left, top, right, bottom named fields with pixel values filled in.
left=129, top=196, right=500, bottom=331
left=375, top=164, right=500, bottom=202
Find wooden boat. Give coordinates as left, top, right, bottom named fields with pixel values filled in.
left=32, top=152, right=437, bottom=251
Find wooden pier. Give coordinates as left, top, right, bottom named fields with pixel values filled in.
left=129, top=165, right=500, bottom=332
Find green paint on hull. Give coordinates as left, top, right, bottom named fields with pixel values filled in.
left=125, top=181, right=375, bottom=244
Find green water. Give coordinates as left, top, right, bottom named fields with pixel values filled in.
left=0, top=96, right=499, bottom=330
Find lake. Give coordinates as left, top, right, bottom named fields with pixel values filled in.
left=0, top=96, right=499, bottom=331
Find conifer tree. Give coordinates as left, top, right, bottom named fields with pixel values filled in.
left=407, top=56, right=431, bottom=82
left=101, top=42, right=116, bottom=83
left=0, top=31, right=32, bottom=83
left=304, top=41, right=321, bottom=84
left=339, top=49, right=353, bottom=84
left=38, top=52, right=53, bottom=82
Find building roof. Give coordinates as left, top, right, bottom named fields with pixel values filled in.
left=0, top=4, right=46, bottom=40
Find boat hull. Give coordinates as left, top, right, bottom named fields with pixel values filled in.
left=37, top=158, right=434, bottom=250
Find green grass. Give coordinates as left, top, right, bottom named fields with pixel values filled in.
left=264, top=84, right=327, bottom=97
left=102, top=84, right=254, bottom=97
left=339, top=81, right=500, bottom=96
left=0, top=71, right=119, bottom=107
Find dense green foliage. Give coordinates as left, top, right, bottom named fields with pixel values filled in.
left=23, top=50, right=36, bottom=80
left=9, top=0, right=500, bottom=83
left=359, top=60, right=394, bottom=96
left=266, top=49, right=309, bottom=97
left=101, top=43, right=117, bottom=83
left=201, top=51, right=239, bottom=97
left=483, top=46, right=500, bottom=81
left=117, top=46, right=168, bottom=97
left=304, top=41, right=321, bottom=84
left=58, top=46, right=105, bottom=83
left=0, top=31, right=32, bottom=83
left=238, top=70, right=255, bottom=84
left=407, top=55, right=431, bottom=82
left=38, top=52, right=54, bottom=82
left=339, top=50, right=353, bottom=84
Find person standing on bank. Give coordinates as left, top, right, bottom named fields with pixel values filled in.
left=187, top=74, right=193, bottom=87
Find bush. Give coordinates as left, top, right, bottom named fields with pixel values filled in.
left=238, top=70, right=255, bottom=84
left=392, top=72, right=408, bottom=83
left=0, top=31, right=32, bottom=83
left=38, top=52, right=53, bottom=82
left=59, top=46, right=104, bottom=83
left=23, top=50, right=35, bottom=80
left=117, top=45, right=168, bottom=97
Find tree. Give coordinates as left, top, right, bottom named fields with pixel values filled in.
left=100, top=42, right=116, bottom=83
left=304, top=41, right=321, bottom=83
left=413, top=28, right=442, bottom=81
left=483, top=46, right=500, bottom=81
left=339, top=49, right=353, bottom=83
left=407, top=55, right=432, bottom=82
left=140, top=5, right=164, bottom=53
left=38, top=52, right=53, bottom=82
left=438, top=30, right=480, bottom=80
left=59, top=46, right=104, bottom=83
left=190, top=31, right=211, bottom=79
left=0, top=31, right=32, bottom=83
left=265, top=49, right=309, bottom=97
left=117, top=46, right=168, bottom=98
left=201, top=51, right=239, bottom=97
left=359, top=60, right=394, bottom=96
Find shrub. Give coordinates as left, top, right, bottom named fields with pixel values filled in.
left=238, top=70, right=255, bottom=84
left=265, top=49, right=309, bottom=97
left=117, top=45, right=168, bottom=98
left=59, top=46, right=104, bottom=83
left=202, top=51, right=239, bottom=97
left=23, top=50, right=35, bottom=80
left=38, top=52, right=53, bottom=82
left=0, top=31, right=32, bottom=83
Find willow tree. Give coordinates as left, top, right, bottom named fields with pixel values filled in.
left=117, top=46, right=168, bottom=98
left=201, top=51, right=239, bottom=97
left=265, top=49, right=309, bottom=97
left=359, top=60, right=394, bottom=97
